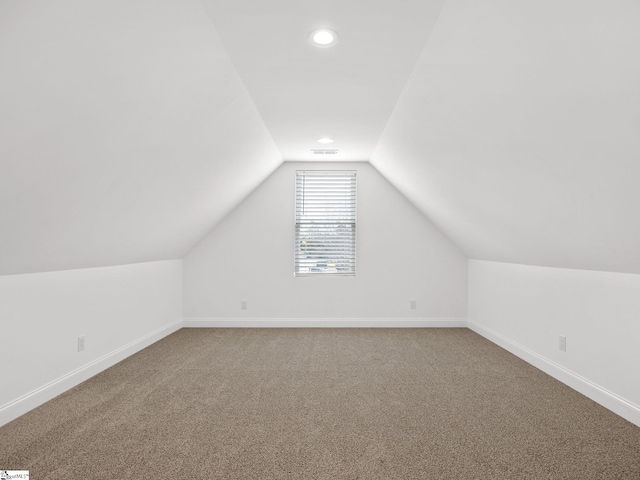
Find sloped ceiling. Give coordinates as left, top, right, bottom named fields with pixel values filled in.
left=200, top=0, right=447, bottom=161
left=372, top=0, right=640, bottom=274
left=2, top=0, right=639, bottom=275
left=0, top=0, right=281, bottom=275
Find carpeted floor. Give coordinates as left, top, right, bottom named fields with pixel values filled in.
left=1, top=328, right=639, bottom=479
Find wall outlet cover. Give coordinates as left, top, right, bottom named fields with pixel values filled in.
left=559, top=335, right=567, bottom=352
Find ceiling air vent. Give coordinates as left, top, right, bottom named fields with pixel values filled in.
left=311, top=149, right=338, bottom=155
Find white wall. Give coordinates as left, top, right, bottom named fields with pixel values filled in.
left=183, top=162, right=467, bottom=324
left=468, top=259, right=640, bottom=426
left=0, top=260, right=183, bottom=426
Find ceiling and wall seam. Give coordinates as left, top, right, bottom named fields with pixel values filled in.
left=2, top=0, right=638, bottom=276
left=367, top=162, right=468, bottom=258
left=0, top=0, right=282, bottom=275
left=370, top=0, right=640, bottom=275
left=370, top=0, right=452, bottom=161
left=197, top=0, right=284, bottom=162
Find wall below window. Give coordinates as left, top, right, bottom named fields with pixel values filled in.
left=0, top=260, right=182, bottom=426
left=468, top=259, right=640, bottom=427
left=183, top=162, right=467, bottom=324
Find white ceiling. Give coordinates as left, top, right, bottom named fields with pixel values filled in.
left=0, top=0, right=280, bottom=274
left=200, top=0, right=447, bottom=161
left=1, top=0, right=639, bottom=275
left=372, top=0, right=640, bottom=274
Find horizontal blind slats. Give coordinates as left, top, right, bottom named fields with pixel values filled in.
left=295, top=171, right=356, bottom=276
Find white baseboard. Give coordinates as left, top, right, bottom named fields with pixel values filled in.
left=183, top=318, right=467, bottom=328
left=0, top=319, right=183, bottom=428
left=10, top=317, right=635, bottom=431
left=467, top=319, right=640, bottom=428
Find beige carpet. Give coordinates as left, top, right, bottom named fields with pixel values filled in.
left=1, top=328, right=639, bottom=479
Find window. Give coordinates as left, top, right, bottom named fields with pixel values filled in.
left=295, top=170, right=356, bottom=276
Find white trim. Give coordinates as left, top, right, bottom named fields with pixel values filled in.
left=183, top=318, right=467, bottom=328
left=467, top=319, right=640, bottom=428
left=5, top=317, right=637, bottom=430
left=0, top=319, right=183, bottom=428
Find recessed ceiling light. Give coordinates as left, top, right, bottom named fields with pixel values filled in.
left=317, top=138, right=334, bottom=144
left=309, top=29, right=339, bottom=48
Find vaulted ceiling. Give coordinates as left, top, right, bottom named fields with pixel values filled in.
left=371, top=0, right=640, bottom=274
left=1, top=0, right=639, bottom=275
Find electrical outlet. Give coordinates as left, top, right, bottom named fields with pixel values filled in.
left=559, top=336, right=566, bottom=352
left=240, top=300, right=248, bottom=310
left=410, top=299, right=416, bottom=310
left=78, top=335, right=85, bottom=352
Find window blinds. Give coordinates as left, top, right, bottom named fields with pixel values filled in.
left=295, top=171, right=356, bottom=276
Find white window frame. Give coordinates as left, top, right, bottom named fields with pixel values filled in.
left=294, top=170, right=356, bottom=277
